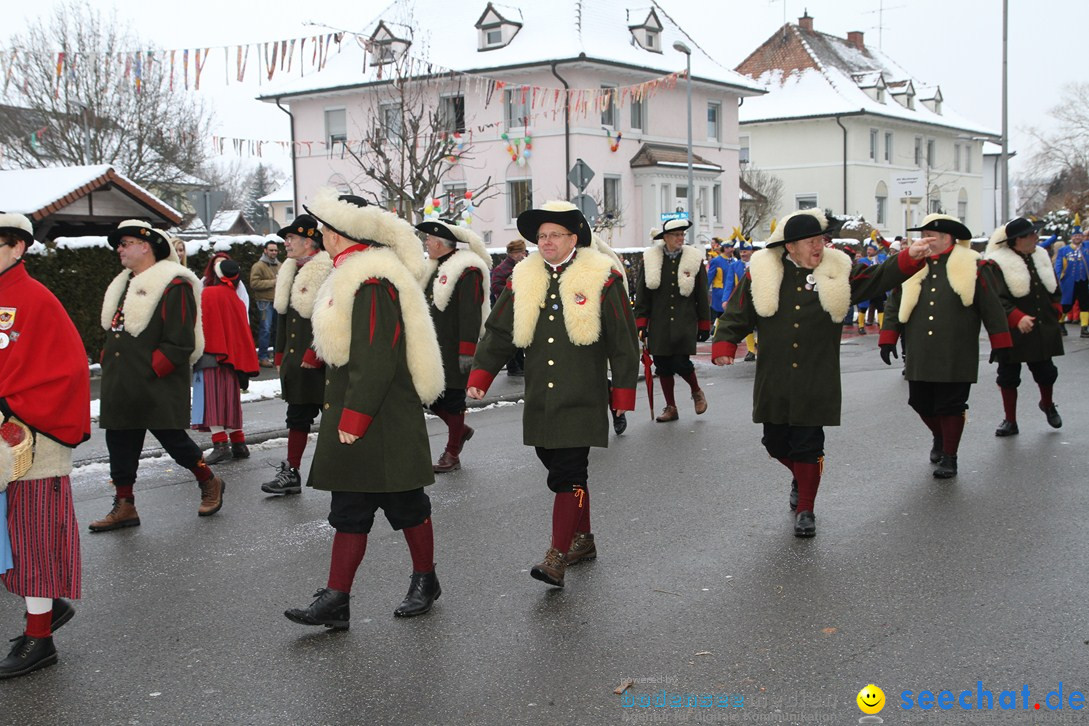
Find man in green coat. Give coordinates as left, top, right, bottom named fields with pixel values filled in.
left=878, top=214, right=1012, bottom=479
left=284, top=190, right=446, bottom=629
left=261, top=214, right=333, bottom=495
left=91, top=220, right=226, bottom=532
left=983, top=217, right=1064, bottom=436
left=415, top=219, right=491, bottom=473
left=634, top=218, right=712, bottom=422
left=713, top=209, right=930, bottom=537
left=467, top=201, right=639, bottom=588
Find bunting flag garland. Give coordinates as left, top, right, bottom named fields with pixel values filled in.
left=194, top=48, right=209, bottom=89
left=605, top=129, right=622, bottom=152
left=183, top=48, right=189, bottom=89
left=236, top=44, right=249, bottom=83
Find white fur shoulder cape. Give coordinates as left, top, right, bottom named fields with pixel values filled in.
left=984, top=241, right=1058, bottom=298
left=748, top=247, right=852, bottom=321
left=510, top=247, right=617, bottom=347
left=99, top=260, right=204, bottom=364
left=898, top=243, right=978, bottom=323
left=642, top=242, right=703, bottom=296
left=310, top=247, right=444, bottom=404
left=273, top=251, right=334, bottom=319
left=426, top=248, right=492, bottom=337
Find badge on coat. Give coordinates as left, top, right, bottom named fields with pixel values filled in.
left=574, top=293, right=587, bottom=305
left=439, top=274, right=448, bottom=285
left=805, top=273, right=818, bottom=291
left=0, top=307, right=15, bottom=330
left=0, top=332, right=9, bottom=349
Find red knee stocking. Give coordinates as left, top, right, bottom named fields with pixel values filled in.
left=25, top=612, right=51, bottom=639
left=402, top=518, right=435, bottom=574
left=575, top=489, right=591, bottom=534
left=327, top=531, right=367, bottom=593
left=229, top=430, right=246, bottom=443
left=679, top=370, right=700, bottom=394
left=793, top=460, right=822, bottom=514
left=551, top=489, right=585, bottom=553
left=1038, top=384, right=1053, bottom=408
left=660, top=375, right=676, bottom=407
left=1000, top=387, right=1018, bottom=422
left=940, top=414, right=966, bottom=456
left=287, top=429, right=309, bottom=469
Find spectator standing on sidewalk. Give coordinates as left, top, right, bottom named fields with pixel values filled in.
left=250, top=238, right=281, bottom=366
left=490, top=239, right=527, bottom=376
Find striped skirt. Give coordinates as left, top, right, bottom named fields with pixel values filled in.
left=1, top=476, right=82, bottom=599
left=192, top=364, right=243, bottom=431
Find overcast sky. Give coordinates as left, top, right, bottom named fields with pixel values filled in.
left=4, top=0, right=1082, bottom=178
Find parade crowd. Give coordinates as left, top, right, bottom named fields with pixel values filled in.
left=0, top=195, right=1074, bottom=679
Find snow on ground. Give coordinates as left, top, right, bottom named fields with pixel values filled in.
left=89, top=377, right=282, bottom=421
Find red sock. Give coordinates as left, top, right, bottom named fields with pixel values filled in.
left=1000, top=387, right=1018, bottom=421
left=211, top=431, right=229, bottom=444
left=25, top=611, right=51, bottom=639
left=229, top=430, right=246, bottom=443
left=114, top=483, right=135, bottom=500
left=940, top=414, right=966, bottom=456
left=793, top=460, right=822, bottom=513
left=1038, top=384, right=1053, bottom=408
left=776, top=457, right=795, bottom=476
left=919, top=414, right=942, bottom=438
left=188, top=459, right=214, bottom=483
left=287, top=429, right=309, bottom=469
left=327, top=531, right=367, bottom=593
left=402, top=518, right=435, bottom=573
left=444, top=413, right=465, bottom=454
left=679, top=370, right=700, bottom=394
left=551, top=489, right=584, bottom=553
left=660, top=375, right=676, bottom=407
left=576, top=490, right=591, bottom=533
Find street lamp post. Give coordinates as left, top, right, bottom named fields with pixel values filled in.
left=673, top=41, right=694, bottom=242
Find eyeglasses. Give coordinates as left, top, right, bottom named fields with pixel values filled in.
left=118, top=239, right=148, bottom=248
left=536, top=232, right=573, bottom=242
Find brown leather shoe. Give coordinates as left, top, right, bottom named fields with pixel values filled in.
left=655, top=405, right=679, bottom=423
left=453, top=425, right=475, bottom=456
left=433, top=451, right=461, bottom=473
left=88, top=497, right=140, bottom=532
left=693, top=389, right=708, bottom=415
left=530, top=547, right=566, bottom=587
left=198, top=476, right=225, bottom=517
left=565, top=532, right=597, bottom=565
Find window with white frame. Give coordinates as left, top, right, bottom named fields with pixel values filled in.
left=325, top=108, right=346, bottom=148
left=966, top=147, right=972, bottom=173
left=954, top=143, right=961, bottom=171
left=603, top=176, right=621, bottom=220
left=958, top=199, right=967, bottom=222
left=379, top=102, right=402, bottom=143
left=914, top=137, right=923, bottom=167
left=884, top=132, right=893, bottom=163
left=507, top=179, right=533, bottom=222
left=707, top=102, right=721, bottom=142
left=739, top=135, right=750, bottom=164
left=713, top=183, right=722, bottom=222
left=796, top=194, right=818, bottom=210
left=929, top=189, right=941, bottom=214
left=443, top=183, right=467, bottom=213
left=504, top=88, right=531, bottom=130
left=483, top=25, right=503, bottom=48
left=601, top=85, right=618, bottom=129
left=927, top=139, right=935, bottom=168
left=630, top=97, right=644, bottom=131
left=660, top=185, right=670, bottom=217
left=875, top=181, right=888, bottom=226
left=869, top=129, right=878, bottom=161
left=675, top=185, right=689, bottom=214
left=439, top=95, right=466, bottom=134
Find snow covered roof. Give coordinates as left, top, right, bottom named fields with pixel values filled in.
left=629, top=143, right=721, bottom=172
left=259, top=0, right=764, bottom=100
left=735, top=18, right=997, bottom=137
left=183, top=209, right=255, bottom=234
left=258, top=178, right=294, bottom=204
left=0, top=164, right=182, bottom=223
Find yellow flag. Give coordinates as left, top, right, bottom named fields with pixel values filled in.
left=769, top=218, right=777, bottom=234
left=1075, top=212, right=1082, bottom=227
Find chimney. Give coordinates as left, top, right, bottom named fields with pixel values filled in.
left=798, top=10, right=813, bottom=32
left=847, top=30, right=865, bottom=50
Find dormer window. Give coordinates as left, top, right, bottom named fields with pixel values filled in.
left=628, top=8, right=664, bottom=54
left=888, top=80, right=916, bottom=110
left=921, top=86, right=943, bottom=114
left=876, top=87, right=885, bottom=103
left=369, top=21, right=411, bottom=65
left=475, top=3, right=522, bottom=51
left=852, top=71, right=886, bottom=104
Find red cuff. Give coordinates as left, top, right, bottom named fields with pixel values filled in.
left=712, top=341, right=738, bottom=359
left=152, top=349, right=175, bottom=377
left=1006, top=309, right=1027, bottom=328
left=610, top=387, right=636, bottom=412
left=274, top=353, right=284, bottom=367
left=467, top=368, right=496, bottom=394
left=302, top=348, right=324, bottom=368
left=878, top=329, right=900, bottom=346
left=897, top=252, right=926, bottom=275
left=1053, top=302, right=1064, bottom=318
left=635, top=317, right=648, bottom=328
left=698, top=319, right=711, bottom=332
left=990, top=332, right=1013, bottom=349
left=338, top=408, right=373, bottom=438
left=458, top=341, right=477, bottom=356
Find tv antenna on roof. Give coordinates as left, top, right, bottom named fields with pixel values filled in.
left=862, top=0, right=906, bottom=49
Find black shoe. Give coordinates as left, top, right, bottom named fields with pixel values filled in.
left=284, top=588, right=350, bottom=630
left=205, top=440, right=231, bottom=465
left=231, top=442, right=250, bottom=459
left=0, top=635, right=57, bottom=679
left=612, top=411, right=627, bottom=435
left=929, top=434, right=943, bottom=464
left=261, top=460, right=302, bottom=495
left=793, top=510, right=816, bottom=537
left=789, top=478, right=798, bottom=511
left=393, top=571, right=442, bottom=617
left=995, top=420, right=1019, bottom=437
left=1041, top=403, right=1062, bottom=429
left=933, top=454, right=958, bottom=479
left=743, top=352, right=756, bottom=362
left=1060, top=324, right=1068, bottom=336
left=22, top=599, right=75, bottom=633
left=1081, top=327, right=1089, bottom=339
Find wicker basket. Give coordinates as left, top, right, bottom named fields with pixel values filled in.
left=1, top=418, right=33, bottom=482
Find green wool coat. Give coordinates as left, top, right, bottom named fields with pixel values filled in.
left=275, top=309, right=325, bottom=405
left=426, top=259, right=485, bottom=390
left=100, top=279, right=196, bottom=430
left=634, top=247, right=711, bottom=356
left=882, top=250, right=1010, bottom=383
left=307, top=279, right=435, bottom=493
left=986, top=246, right=1064, bottom=364
left=714, top=250, right=923, bottom=427
left=470, top=248, right=640, bottom=449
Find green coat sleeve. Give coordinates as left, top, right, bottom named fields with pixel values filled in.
left=976, top=261, right=1013, bottom=348
left=881, top=287, right=903, bottom=343
left=152, top=281, right=196, bottom=377
left=337, top=281, right=399, bottom=437
left=467, top=286, right=516, bottom=392
left=602, top=272, right=639, bottom=408
left=711, top=273, right=757, bottom=358
left=274, top=308, right=286, bottom=357
left=849, top=252, right=924, bottom=305
left=458, top=268, right=484, bottom=356
left=632, top=264, right=651, bottom=329
left=695, top=263, right=712, bottom=330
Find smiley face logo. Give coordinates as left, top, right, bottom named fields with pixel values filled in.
left=857, top=684, right=885, bottom=715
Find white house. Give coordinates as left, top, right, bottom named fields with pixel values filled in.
left=258, top=0, right=764, bottom=248
left=735, top=12, right=999, bottom=239
left=259, top=177, right=296, bottom=232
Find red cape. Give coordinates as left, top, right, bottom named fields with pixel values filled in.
left=0, top=262, right=91, bottom=446
left=201, top=284, right=260, bottom=375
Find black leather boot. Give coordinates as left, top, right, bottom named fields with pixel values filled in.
left=995, top=420, right=1019, bottom=437
left=205, top=440, right=231, bottom=465
left=231, top=441, right=250, bottom=459
left=612, top=410, right=627, bottom=435
left=284, top=588, right=350, bottom=629
left=793, top=510, right=816, bottom=537
left=0, top=635, right=57, bottom=679
left=394, top=571, right=442, bottom=617
left=933, top=454, right=958, bottom=479
left=1041, top=403, right=1062, bottom=429
left=929, top=433, right=943, bottom=464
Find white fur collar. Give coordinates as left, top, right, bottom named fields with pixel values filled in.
left=274, top=252, right=333, bottom=318
left=984, top=243, right=1057, bottom=297
left=510, top=248, right=616, bottom=347
left=748, top=247, right=852, bottom=321
left=899, top=244, right=979, bottom=322
left=643, top=243, right=703, bottom=296
left=427, top=249, right=491, bottom=338
left=591, top=235, right=629, bottom=295
left=310, top=247, right=444, bottom=404
left=100, top=260, right=204, bottom=364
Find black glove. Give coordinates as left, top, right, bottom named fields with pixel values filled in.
left=989, top=348, right=1011, bottom=364
left=697, top=329, right=710, bottom=343
left=879, top=343, right=899, bottom=366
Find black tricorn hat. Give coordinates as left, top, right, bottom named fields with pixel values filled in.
left=907, top=214, right=972, bottom=242
left=107, top=219, right=172, bottom=260
left=415, top=219, right=462, bottom=244
left=766, top=209, right=841, bottom=248
left=516, top=201, right=592, bottom=248
left=277, top=214, right=324, bottom=249
left=303, top=193, right=375, bottom=245
left=653, top=218, right=694, bottom=240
